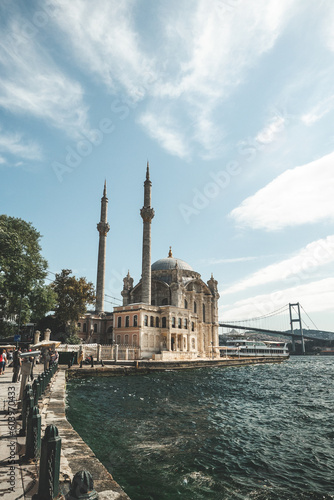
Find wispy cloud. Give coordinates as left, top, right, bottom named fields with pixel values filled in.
left=255, top=116, right=285, bottom=144
left=200, top=256, right=259, bottom=266
left=0, top=17, right=90, bottom=138
left=139, top=112, right=190, bottom=159
left=222, top=277, right=334, bottom=322
left=301, top=94, right=334, bottom=125
left=47, top=0, right=155, bottom=101
left=222, top=235, right=334, bottom=295
left=48, top=0, right=297, bottom=158
left=0, top=127, right=42, bottom=161
left=230, top=151, right=334, bottom=230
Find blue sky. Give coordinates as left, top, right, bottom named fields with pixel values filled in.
left=1, top=0, right=334, bottom=332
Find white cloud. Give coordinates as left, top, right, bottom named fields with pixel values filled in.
left=48, top=0, right=155, bottom=101
left=139, top=112, right=190, bottom=159
left=201, top=256, right=259, bottom=266
left=301, top=94, right=334, bottom=125
left=48, top=0, right=297, bottom=157
left=0, top=19, right=90, bottom=138
left=222, top=235, right=334, bottom=295
left=255, top=116, right=285, bottom=144
left=0, top=128, right=42, bottom=160
left=230, top=151, right=334, bottom=230
left=222, top=277, right=334, bottom=322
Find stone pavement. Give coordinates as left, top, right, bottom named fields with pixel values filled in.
left=0, top=362, right=45, bottom=499
left=0, top=362, right=130, bottom=499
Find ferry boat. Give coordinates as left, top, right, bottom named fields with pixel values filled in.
left=220, top=340, right=289, bottom=358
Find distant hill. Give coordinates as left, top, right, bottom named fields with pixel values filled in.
left=220, top=328, right=334, bottom=343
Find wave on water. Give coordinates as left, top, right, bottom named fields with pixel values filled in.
left=66, top=358, right=334, bottom=500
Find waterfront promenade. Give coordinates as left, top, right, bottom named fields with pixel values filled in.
left=0, top=363, right=129, bottom=499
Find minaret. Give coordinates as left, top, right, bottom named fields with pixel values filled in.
left=96, top=181, right=110, bottom=313
left=140, top=162, right=155, bottom=304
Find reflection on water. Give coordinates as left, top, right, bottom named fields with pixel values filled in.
left=66, top=358, right=334, bottom=499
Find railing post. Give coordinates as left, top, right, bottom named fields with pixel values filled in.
left=35, top=424, right=61, bottom=500
left=32, top=378, right=40, bottom=406
left=19, top=384, right=34, bottom=436
left=25, top=406, right=41, bottom=460
left=36, top=374, right=42, bottom=399
left=67, top=470, right=98, bottom=499
left=40, top=372, right=46, bottom=394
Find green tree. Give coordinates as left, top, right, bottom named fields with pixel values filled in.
left=52, top=269, right=96, bottom=334
left=0, top=216, right=54, bottom=336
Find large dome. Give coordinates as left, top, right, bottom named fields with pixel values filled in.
left=151, top=257, right=193, bottom=271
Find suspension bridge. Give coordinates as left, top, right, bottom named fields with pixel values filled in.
left=219, top=303, right=325, bottom=354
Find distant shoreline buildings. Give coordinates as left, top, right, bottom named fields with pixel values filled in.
left=77, top=164, right=220, bottom=360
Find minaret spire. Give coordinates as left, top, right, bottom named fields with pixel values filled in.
left=140, top=162, right=155, bottom=304
left=96, top=181, right=110, bottom=313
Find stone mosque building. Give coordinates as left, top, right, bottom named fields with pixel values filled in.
left=77, top=164, right=220, bottom=360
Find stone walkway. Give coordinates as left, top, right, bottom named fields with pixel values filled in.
left=0, top=363, right=44, bottom=499
left=0, top=364, right=130, bottom=499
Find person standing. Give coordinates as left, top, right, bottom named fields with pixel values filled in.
left=19, top=352, right=32, bottom=402
left=12, top=348, right=21, bottom=383
left=41, top=347, right=51, bottom=372
left=0, top=349, right=4, bottom=375
left=2, top=349, right=7, bottom=373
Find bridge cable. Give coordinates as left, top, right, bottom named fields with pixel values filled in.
left=300, top=304, right=320, bottom=331
left=225, top=303, right=289, bottom=324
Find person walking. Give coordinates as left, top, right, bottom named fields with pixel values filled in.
left=12, top=348, right=21, bottom=383
left=0, top=349, right=4, bottom=375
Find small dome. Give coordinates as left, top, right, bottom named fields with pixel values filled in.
left=151, top=257, right=193, bottom=271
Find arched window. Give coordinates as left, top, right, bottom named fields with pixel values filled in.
left=162, top=317, right=167, bottom=328
left=125, top=316, right=130, bottom=327
left=203, top=304, right=206, bottom=322
left=178, top=318, right=182, bottom=329
left=133, top=334, right=138, bottom=346
left=162, top=298, right=168, bottom=305
left=150, top=316, right=154, bottom=327
left=117, top=317, right=122, bottom=328
left=144, top=315, right=148, bottom=326
left=184, top=299, right=188, bottom=309
left=172, top=317, right=176, bottom=328
left=156, top=317, right=160, bottom=328
left=191, top=322, right=195, bottom=332
left=184, top=319, right=188, bottom=329
left=125, top=334, right=129, bottom=344
left=194, top=302, right=197, bottom=313
left=94, top=323, right=97, bottom=333
left=83, top=323, right=87, bottom=333
left=116, top=334, right=121, bottom=344
left=133, top=315, right=138, bottom=327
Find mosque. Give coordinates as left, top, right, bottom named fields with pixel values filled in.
left=77, top=164, right=220, bottom=360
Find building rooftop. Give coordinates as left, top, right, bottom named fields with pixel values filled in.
left=151, top=257, right=193, bottom=271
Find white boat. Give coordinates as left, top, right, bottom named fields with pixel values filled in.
left=220, top=340, right=289, bottom=358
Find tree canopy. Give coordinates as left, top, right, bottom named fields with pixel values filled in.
left=52, top=269, right=96, bottom=333
left=0, top=215, right=55, bottom=335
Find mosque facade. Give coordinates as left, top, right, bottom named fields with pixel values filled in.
left=77, top=165, right=220, bottom=359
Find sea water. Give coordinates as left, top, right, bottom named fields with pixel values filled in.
left=66, top=357, right=334, bottom=499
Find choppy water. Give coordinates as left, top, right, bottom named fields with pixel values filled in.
left=66, top=357, right=334, bottom=499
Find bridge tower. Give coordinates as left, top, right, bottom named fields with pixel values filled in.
left=289, top=303, right=305, bottom=354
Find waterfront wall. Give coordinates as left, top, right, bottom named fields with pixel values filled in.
left=66, top=356, right=287, bottom=378
left=44, top=368, right=130, bottom=498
